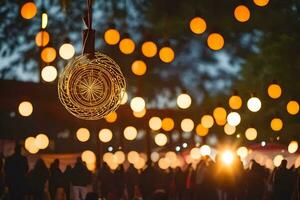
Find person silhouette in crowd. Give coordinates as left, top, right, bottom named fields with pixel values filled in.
left=63, top=165, right=72, bottom=200
left=184, top=163, right=194, bottom=199
left=140, top=162, right=155, bottom=200
left=30, top=159, right=49, bottom=200
left=114, top=164, right=125, bottom=199
left=71, top=157, right=92, bottom=200
left=125, top=163, right=139, bottom=199
left=98, top=162, right=113, bottom=199
left=49, top=159, right=63, bottom=200
left=4, top=144, right=28, bottom=200
left=194, top=159, right=206, bottom=199
left=0, top=153, right=4, bottom=197
left=273, top=159, right=297, bottom=200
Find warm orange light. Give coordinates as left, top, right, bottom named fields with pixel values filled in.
left=154, top=133, right=168, bottom=146
left=161, top=118, right=175, bottom=132
left=159, top=47, right=175, bottom=63
left=229, top=95, right=242, bottom=110
left=189, top=17, right=207, bottom=34
left=268, top=84, right=282, bottom=99
left=131, top=60, right=147, bottom=76
left=213, top=107, right=227, bottom=122
left=119, top=38, right=135, bottom=54
left=207, top=33, right=224, bottom=51
left=287, top=100, right=299, bottom=115
left=270, top=118, right=283, bottom=131
left=141, top=41, right=157, bottom=58
left=104, top=29, right=120, bottom=45
left=21, top=2, right=37, bottom=19
left=41, top=47, right=56, bottom=63
left=18, top=101, right=33, bottom=117
left=105, top=111, right=117, bottom=123
left=221, top=150, right=234, bottom=165
left=35, top=31, right=50, bottom=47
left=245, top=128, right=257, bottom=141
left=234, top=5, right=251, bottom=22
left=181, top=118, right=194, bottom=132
left=133, top=109, right=146, bottom=118
left=196, top=124, right=209, bottom=136
left=76, top=128, right=90, bottom=142
left=201, top=115, right=214, bottom=128
left=35, top=134, right=49, bottom=149
left=253, top=0, right=269, bottom=7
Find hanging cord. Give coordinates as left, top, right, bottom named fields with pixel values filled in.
left=82, top=0, right=95, bottom=54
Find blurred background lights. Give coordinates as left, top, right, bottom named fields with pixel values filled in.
left=270, top=118, right=283, bottom=131
left=245, top=128, right=258, bottom=141
left=161, top=117, right=175, bottom=131
left=81, top=150, right=96, bottom=164
left=41, top=47, right=56, bottom=63
left=18, top=101, right=33, bottom=117
left=207, top=33, right=224, bottom=51
left=41, top=13, right=48, bottom=29
left=130, top=97, right=145, bottom=112
left=120, top=91, right=128, bottom=105
left=104, top=28, right=120, bottom=45
left=35, top=134, right=49, bottom=149
left=189, top=17, right=207, bottom=34
left=21, top=2, right=37, bottom=19
left=141, top=41, right=157, bottom=58
left=227, top=112, right=241, bottom=126
left=273, top=155, right=283, bottom=167
left=181, top=118, right=194, bottom=132
left=196, top=124, right=209, bottom=136
left=150, top=152, right=160, bottom=162
left=177, top=93, right=192, bottom=109
left=268, top=83, right=282, bottom=99
left=127, top=151, right=139, bottom=164
left=35, top=31, right=50, bottom=47
left=104, top=111, right=117, bottom=123
left=224, top=123, right=236, bottom=135
left=41, top=66, right=57, bottom=82
left=123, top=126, right=138, bottom=141
left=76, top=128, right=90, bottom=142
left=159, top=46, right=175, bottom=63
left=286, top=100, right=299, bottom=115
left=288, top=141, right=298, bottom=154
left=114, top=151, right=126, bottom=164
left=149, top=117, right=162, bottom=131
left=221, top=150, right=234, bottom=165
left=229, top=95, right=242, bottom=110
left=253, top=0, right=269, bottom=7
left=200, top=145, right=211, bottom=156
left=182, top=143, right=188, bottom=148
left=59, top=43, right=75, bottom=60
left=154, top=133, right=168, bottom=146
left=158, top=158, right=170, bottom=170
left=119, top=37, right=135, bottom=54
left=134, top=157, right=146, bottom=170
left=25, top=136, right=39, bottom=154
left=213, top=107, right=227, bottom=122
left=190, top=147, right=201, bottom=160
left=247, top=97, right=262, bottom=112
left=133, top=108, right=146, bottom=118
left=234, top=5, right=250, bottom=22
left=237, top=146, right=248, bottom=159
left=98, top=128, right=113, bottom=143
left=261, top=141, right=266, bottom=147
left=201, top=115, right=214, bottom=128
left=131, top=60, right=147, bottom=76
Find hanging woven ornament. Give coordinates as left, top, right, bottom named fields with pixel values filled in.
left=58, top=0, right=126, bottom=120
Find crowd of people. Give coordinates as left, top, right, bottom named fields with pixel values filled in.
left=0, top=144, right=299, bottom=200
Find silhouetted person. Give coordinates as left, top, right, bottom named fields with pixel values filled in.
left=4, top=144, right=28, bottom=200
left=0, top=153, right=4, bottom=197
left=184, top=164, right=194, bottom=199
left=273, top=159, right=297, bottom=200
left=125, top=163, right=139, bottom=199
left=49, top=159, right=63, bottom=200
left=140, top=162, right=155, bottom=200
left=30, top=159, right=49, bottom=200
left=71, top=157, right=92, bottom=200
left=114, top=164, right=125, bottom=199
left=98, top=162, right=113, bottom=199
left=63, top=165, right=72, bottom=200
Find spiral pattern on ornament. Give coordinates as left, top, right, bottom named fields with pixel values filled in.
left=58, top=52, right=126, bottom=120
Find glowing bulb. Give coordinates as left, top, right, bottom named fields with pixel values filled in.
left=119, top=38, right=135, bottom=54
left=247, top=97, right=262, bottom=112
left=128, top=151, right=139, bottom=164
left=123, top=126, right=138, bottom=141
left=141, top=41, right=157, bottom=58
left=159, top=47, right=175, bottom=63
left=18, top=101, right=33, bottom=117
left=229, top=95, right=242, bottom=110
left=270, top=118, right=283, bottom=131
left=130, top=97, right=146, bottom=112
left=200, top=145, right=211, bottom=156
left=21, top=2, right=37, bottom=19
left=131, top=60, right=147, bottom=76
left=288, top=141, right=298, bottom=154
left=189, top=17, right=207, bottom=34
left=41, top=13, right=48, bottom=29
left=35, top=134, right=49, bottom=149
left=253, top=0, right=269, bottom=7
left=237, top=146, right=248, bottom=159
left=181, top=118, right=194, bottom=132
left=41, top=66, right=57, bottom=82
left=151, top=152, right=160, bottom=162
left=207, top=33, right=224, bottom=51
left=161, top=118, right=175, bottom=132
left=98, top=128, right=113, bottom=143
left=221, top=150, right=234, bottom=165
left=81, top=150, right=96, bottom=164
left=234, top=5, right=251, bottom=22
left=154, top=133, right=168, bottom=146
left=201, top=115, right=214, bottom=128
left=76, top=128, right=90, bottom=142
left=177, top=93, right=192, bottom=109
left=287, top=100, right=299, bottom=115
left=133, top=109, right=146, bottom=118
left=149, top=117, right=162, bottom=131
left=105, top=111, right=117, bottom=123
left=268, top=84, right=282, bottom=99
left=245, top=128, right=258, bottom=141
left=196, top=124, right=209, bottom=136
left=59, top=43, right=75, bottom=60
left=104, top=29, right=120, bottom=45
left=227, top=112, right=241, bottom=126
left=190, top=147, right=201, bottom=160
left=35, top=31, right=50, bottom=47
left=41, top=47, right=56, bottom=63
left=224, top=123, right=236, bottom=135
left=273, top=155, right=283, bottom=167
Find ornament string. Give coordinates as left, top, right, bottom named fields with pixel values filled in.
left=82, top=0, right=95, bottom=54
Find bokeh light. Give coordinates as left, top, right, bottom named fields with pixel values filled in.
left=128, top=151, right=139, bottom=164
left=130, top=97, right=146, bottom=112
left=181, top=118, right=194, bottom=132
left=287, top=100, right=299, bottom=115
left=234, top=5, right=250, bottom=22
left=18, top=101, right=33, bottom=117
left=81, top=150, right=96, bottom=164
left=161, top=118, right=175, bottom=132
left=196, top=123, right=209, bottom=137
left=104, top=28, right=120, bottom=45
left=149, top=117, right=162, bottom=131
left=247, top=97, right=262, bottom=112
left=237, top=146, right=248, bottom=159
left=141, top=41, right=157, bottom=58
left=213, top=107, right=227, bottom=122
left=224, top=123, right=236, bottom=135
left=35, top=31, right=50, bottom=47
left=273, top=155, right=283, bottom=167
left=229, top=95, right=242, bottom=110
left=59, top=43, right=75, bottom=60
left=159, top=46, right=175, bottom=63
left=98, top=128, right=113, bottom=143
left=158, top=158, right=170, bottom=170
left=21, top=2, right=37, bottom=19
left=25, top=137, right=39, bottom=154
left=270, top=118, right=283, bottom=131
left=123, top=126, right=138, bottom=141
left=131, top=60, right=147, bottom=76
left=76, top=128, right=90, bottom=142
left=201, top=115, right=214, bottom=128
left=41, top=47, right=57, bottom=63
left=119, top=37, right=135, bottom=54
left=207, top=33, right=224, bottom=51
left=105, top=111, right=117, bottom=123
left=177, top=93, right=192, bottom=109
left=221, top=150, right=234, bottom=165
left=200, top=145, right=211, bottom=156
left=120, top=91, right=128, bottom=105
left=35, top=134, right=49, bottom=149
left=154, top=133, right=168, bottom=146
left=114, top=151, right=126, bottom=164
left=245, top=128, right=258, bottom=141
left=253, top=0, right=269, bottom=7
left=268, top=83, right=282, bottom=99
left=227, top=112, right=241, bottom=126
left=189, top=17, right=207, bottom=34
left=41, top=66, right=57, bottom=82
left=288, top=141, right=298, bottom=154
left=133, top=108, right=146, bottom=118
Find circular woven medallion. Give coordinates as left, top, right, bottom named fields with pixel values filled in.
left=58, top=52, right=126, bottom=120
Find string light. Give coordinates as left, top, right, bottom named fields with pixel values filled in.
left=159, top=46, right=175, bottom=63
left=35, top=31, right=50, bottom=47
left=229, top=95, right=242, bottom=110
left=149, top=117, right=162, bottom=131
left=177, top=93, right=192, bottom=109
left=119, top=36, right=135, bottom=54
left=270, top=118, right=283, bottom=131
left=253, top=0, right=269, bottom=7
left=181, top=118, right=194, bottom=132
left=41, top=66, right=57, bottom=82
left=245, top=128, right=258, bottom=141
left=59, top=43, right=75, bottom=60
left=154, top=133, right=168, bottom=146
left=41, top=47, right=57, bottom=63
left=98, top=128, right=113, bottom=143
left=41, top=13, right=48, bottom=29
left=123, top=126, right=138, bottom=141
left=35, top=134, right=49, bottom=149
left=104, top=28, right=120, bottom=45
left=201, top=115, right=214, bottom=128
left=189, top=17, right=207, bottom=34
left=207, top=33, right=224, bottom=51
left=105, top=111, right=117, bottom=123
left=247, top=96, right=262, bottom=112
left=227, top=112, right=241, bottom=126
left=130, top=97, right=146, bottom=112
left=76, top=128, right=90, bottom=142
left=21, top=2, right=37, bottom=19
left=131, top=60, right=147, bottom=76
left=234, top=5, right=251, bottom=22
left=288, top=141, right=298, bottom=154
left=141, top=41, right=157, bottom=58
left=286, top=100, right=299, bottom=115
left=224, top=123, right=236, bottom=135
left=196, top=124, right=209, bottom=136
left=18, top=101, right=33, bottom=117
left=268, top=83, right=282, bottom=99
